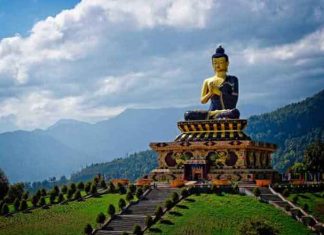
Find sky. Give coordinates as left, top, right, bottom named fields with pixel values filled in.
left=0, top=0, right=323, bottom=132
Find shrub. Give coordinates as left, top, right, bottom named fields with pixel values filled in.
left=118, top=198, right=126, bottom=210
left=77, top=182, right=85, bottom=190
left=303, top=203, right=309, bottom=212
left=126, top=192, right=134, bottom=202
left=118, top=185, right=126, bottom=195
left=53, top=185, right=60, bottom=196
left=58, top=193, right=65, bottom=203
left=96, top=212, right=106, bottom=225
left=1, top=203, right=9, bottom=215
left=285, top=205, right=291, bottom=211
left=145, top=215, right=153, bottom=228
left=164, top=199, right=173, bottom=210
left=61, top=185, right=68, bottom=194
left=36, top=189, right=42, bottom=198
left=14, top=198, right=20, bottom=211
left=155, top=206, right=163, bottom=219
left=31, top=195, right=39, bottom=207
left=239, top=219, right=278, bottom=235
left=107, top=204, right=116, bottom=217
left=132, top=224, right=142, bottom=235
left=85, top=182, right=91, bottom=194
left=253, top=187, right=261, bottom=197
left=292, top=195, right=298, bottom=204
left=128, top=184, right=136, bottom=194
left=84, top=224, right=93, bottom=235
left=22, top=192, right=29, bottom=200
left=39, top=197, right=46, bottom=207
left=70, top=183, right=77, bottom=194
left=90, top=184, right=97, bottom=195
left=100, top=180, right=107, bottom=189
left=135, top=188, right=143, bottom=199
left=74, top=190, right=82, bottom=200
left=19, top=200, right=28, bottom=211
left=282, top=189, right=290, bottom=197
left=171, top=192, right=179, bottom=204
left=181, top=189, right=189, bottom=198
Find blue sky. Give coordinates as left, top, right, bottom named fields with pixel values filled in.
left=0, top=0, right=323, bottom=132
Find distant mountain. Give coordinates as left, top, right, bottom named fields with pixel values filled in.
left=0, top=91, right=322, bottom=183
left=246, top=89, right=324, bottom=172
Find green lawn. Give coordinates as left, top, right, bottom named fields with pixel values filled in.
left=0, top=193, right=125, bottom=235
left=287, top=192, right=324, bottom=222
left=147, top=194, right=312, bottom=235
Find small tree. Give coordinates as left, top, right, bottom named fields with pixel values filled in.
left=70, top=183, right=76, bottom=194
left=85, top=182, right=91, bottom=194
left=67, top=189, right=74, bottom=200
left=118, top=198, right=126, bottom=210
left=107, top=204, right=116, bottom=218
left=61, top=185, right=68, bottom=194
left=19, top=199, right=28, bottom=211
left=36, top=189, right=42, bottom=198
left=135, top=188, right=143, bottom=199
left=77, top=182, right=85, bottom=191
left=126, top=192, right=134, bottom=202
left=128, top=184, right=136, bottom=194
left=58, top=193, right=65, bottom=203
left=155, top=206, right=163, bottom=219
left=181, top=189, right=189, bottom=198
left=132, top=224, right=142, bottom=235
left=39, top=197, right=46, bottom=207
left=53, top=185, right=60, bottom=196
left=1, top=203, right=9, bottom=215
left=49, top=191, right=56, bottom=204
left=171, top=192, right=179, bottom=204
left=292, top=195, right=298, bottom=204
left=31, top=195, right=39, bottom=207
left=74, top=190, right=82, bottom=200
left=165, top=199, right=173, bottom=210
left=253, top=187, right=261, bottom=197
left=108, top=181, right=115, bottom=193
left=100, top=180, right=107, bottom=189
left=90, top=184, right=97, bottom=195
left=118, top=185, right=127, bottom=194
left=14, top=198, right=20, bottom=211
left=0, top=168, right=9, bottom=200
left=145, top=215, right=153, bottom=228
left=41, top=188, right=47, bottom=197
left=84, top=223, right=93, bottom=235
left=96, top=212, right=106, bottom=225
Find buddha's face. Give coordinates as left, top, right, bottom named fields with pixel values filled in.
left=212, top=57, right=228, bottom=73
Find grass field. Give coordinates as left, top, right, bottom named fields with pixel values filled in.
left=147, top=194, right=313, bottom=235
left=0, top=193, right=124, bottom=235
left=287, top=192, right=324, bottom=222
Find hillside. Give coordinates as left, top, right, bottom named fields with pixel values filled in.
left=246, top=89, right=324, bottom=172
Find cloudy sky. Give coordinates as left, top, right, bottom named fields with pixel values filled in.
left=0, top=0, right=323, bottom=132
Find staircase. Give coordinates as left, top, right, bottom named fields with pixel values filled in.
left=94, top=187, right=178, bottom=235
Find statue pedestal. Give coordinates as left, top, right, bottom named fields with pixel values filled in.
left=149, top=119, right=279, bottom=182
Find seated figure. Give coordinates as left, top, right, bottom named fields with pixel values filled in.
left=185, top=46, right=240, bottom=120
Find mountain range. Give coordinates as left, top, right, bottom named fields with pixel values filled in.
left=0, top=91, right=323, bottom=183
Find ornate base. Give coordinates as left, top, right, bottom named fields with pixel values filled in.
left=149, top=119, right=279, bottom=182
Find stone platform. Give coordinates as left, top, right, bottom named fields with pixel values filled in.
left=149, top=119, right=278, bottom=182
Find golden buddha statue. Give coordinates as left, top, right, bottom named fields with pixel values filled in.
left=185, top=46, right=240, bottom=120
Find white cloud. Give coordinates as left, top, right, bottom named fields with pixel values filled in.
left=0, top=0, right=323, bottom=131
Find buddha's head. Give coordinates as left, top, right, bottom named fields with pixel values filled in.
left=212, top=46, right=229, bottom=74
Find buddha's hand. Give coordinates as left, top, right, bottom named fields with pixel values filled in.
left=208, top=81, right=221, bottom=96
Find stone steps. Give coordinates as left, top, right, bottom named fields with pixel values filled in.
left=94, top=187, right=176, bottom=235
